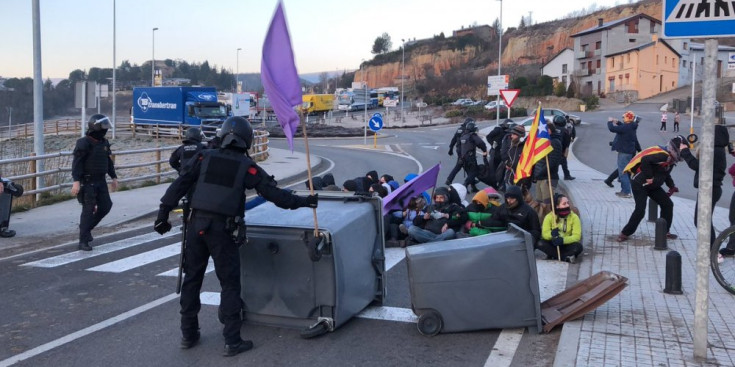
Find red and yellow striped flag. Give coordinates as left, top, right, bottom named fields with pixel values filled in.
left=514, top=105, right=553, bottom=183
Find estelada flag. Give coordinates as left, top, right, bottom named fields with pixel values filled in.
left=514, top=105, right=553, bottom=183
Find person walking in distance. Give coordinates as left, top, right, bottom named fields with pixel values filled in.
left=660, top=111, right=667, bottom=131
left=445, top=119, right=469, bottom=185
left=607, top=111, right=640, bottom=198
left=617, top=136, right=685, bottom=242
left=70, top=114, right=118, bottom=251
left=153, top=116, right=318, bottom=356
left=673, top=111, right=680, bottom=132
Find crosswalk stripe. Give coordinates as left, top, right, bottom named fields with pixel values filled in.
left=157, top=259, right=214, bottom=277
left=86, top=243, right=180, bottom=273
left=21, top=231, right=177, bottom=268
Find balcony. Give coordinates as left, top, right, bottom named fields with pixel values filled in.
left=594, top=49, right=602, bottom=56
left=576, top=51, right=590, bottom=59
left=574, top=69, right=591, bottom=77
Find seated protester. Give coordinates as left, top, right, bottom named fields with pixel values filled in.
left=321, top=173, right=340, bottom=191
left=342, top=179, right=358, bottom=193
left=408, top=187, right=467, bottom=243
left=499, top=185, right=541, bottom=244
left=448, top=183, right=469, bottom=207
left=381, top=182, right=393, bottom=194
left=404, top=173, right=432, bottom=205
left=369, top=183, right=389, bottom=198
left=366, top=170, right=379, bottom=185
left=464, top=191, right=507, bottom=237
left=388, top=196, right=426, bottom=247
left=522, top=185, right=551, bottom=227
left=537, top=194, right=583, bottom=263
left=387, top=180, right=400, bottom=192
left=304, top=176, right=324, bottom=191
left=380, top=174, right=394, bottom=185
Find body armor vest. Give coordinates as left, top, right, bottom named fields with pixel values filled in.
left=190, top=150, right=250, bottom=217
left=84, top=138, right=110, bottom=177
left=459, top=132, right=476, bottom=158
left=179, top=143, right=202, bottom=168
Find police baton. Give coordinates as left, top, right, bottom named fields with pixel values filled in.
left=175, top=198, right=189, bottom=294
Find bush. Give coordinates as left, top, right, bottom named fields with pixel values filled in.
left=566, top=81, right=577, bottom=98
left=445, top=110, right=464, bottom=118
left=510, top=107, right=528, bottom=117
left=583, top=95, right=599, bottom=110
left=554, top=82, right=567, bottom=97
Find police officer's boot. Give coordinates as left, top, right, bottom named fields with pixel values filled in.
left=0, top=227, right=15, bottom=238
left=78, top=241, right=92, bottom=251
left=223, top=339, right=253, bottom=357
left=180, top=331, right=200, bottom=349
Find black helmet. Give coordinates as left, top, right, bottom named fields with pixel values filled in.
left=87, top=114, right=111, bottom=132
left=462, top=117, right=475, bottom=126
left=184, top=127, right=203, bottom=143
left=218, top=116, right=253, bottom=150
left=500, top=118, right=514, bottom=128
left=465, top=121, right=477, bottom=133
left=553, top=115, right=567, bottom=127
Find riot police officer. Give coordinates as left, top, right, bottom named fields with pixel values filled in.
left=459, top=120, right=488, bottom=192
left=154, top=116, right=318, bottom=357
left=71, top=114, right=118, bottom=251
left=553, top=115, right=575, bottom=180
left=445, top=118, right=470, bottom=186
left=169, top=127, right=205, bottom=173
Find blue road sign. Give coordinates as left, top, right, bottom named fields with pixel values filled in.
left=369, top=114, right=383, bottom=132
left=663, top=0, right=735, bottom=38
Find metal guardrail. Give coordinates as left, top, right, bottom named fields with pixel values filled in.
left=0, top=128, right=270, bottom=205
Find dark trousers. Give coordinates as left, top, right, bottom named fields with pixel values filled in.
left=180, top=213, right=243, bottom=344
left=79, top=180, right=112, bottom=242
left=729, top=191, right=735, bottom=248
left=621, top=182, right=673, bottom=236
left=673, top=122, right=679, bottom=132
left=536, top=240, right=583, bottom=260
left=446, top=156, right=463, bottom=183
left=660, top=121, right=667, bottom=131
left=0, top=192, right=12, bottom=230
left=561, top=155, right=572, bottom=178
left=462, top=158, right=479, bottom=187
left=606, top=168, right=619, bottom=183
left=693, top=185, right=722, bottom=245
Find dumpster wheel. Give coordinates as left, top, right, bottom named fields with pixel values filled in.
left=300, top=319, right=332, bottom=339
left=417, top=310, right=443, bottom=336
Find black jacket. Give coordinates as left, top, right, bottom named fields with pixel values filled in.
left=532, top=132, right=563, bottom=180
left=499, top=202, right=541, bottom=243
left=413, top=202, right=468, bottom=234
left=608, top=120, right=639, bottom=154
left=681, top=125, right=729, bottom=188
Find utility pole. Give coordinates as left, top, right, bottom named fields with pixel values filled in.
left=32, top=0, right=45, bottom=195
left=151, top=27, right=158, bottom=86
left=496, top=0, right=503, bottom=124
left=112, top=0, right=117, bottom=138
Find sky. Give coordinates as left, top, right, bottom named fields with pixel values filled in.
left=0, top=0, right=632, bottom=80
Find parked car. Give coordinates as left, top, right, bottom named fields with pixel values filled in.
left=471, top=100, right=486, bottom=106
left=485, top=104, right=509, bottom=115
left=543, top=108, right=581, bottom=125
left=484, top=101, right=506, bottom=110
left=451, top=98, right=473, bottom=106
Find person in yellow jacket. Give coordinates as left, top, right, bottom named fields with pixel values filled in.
left=538, top=194, right=582, bottom=263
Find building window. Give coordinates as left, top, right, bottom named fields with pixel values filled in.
left=609, top=79, right=615, bottom=91
left=672, top=81, right=675, bottom=87
left=595, top=41, right=601, bottom=50
left=562, top=64, right=567, bottom=73
left=582, top=44, right=588, bottom=52
left=627, top=54, right=630, bottom=63
left=596, top=60, right=601, bottom=68
left=611, top=58, right=615, bottom=68
left=650, top=20, right=655, bottom=33
left=657, top=55, right=659, bottom=65
left=683, top=60, right=687, bottom=67
left=629, top=38, right=636, bottom=43
left=581, top=61, right=586, bottom=69
left=665, top=56, right=668, bottom=64
left=683, top=42, right=688, bottom=50
left=672, top=58, right=676, bottom=67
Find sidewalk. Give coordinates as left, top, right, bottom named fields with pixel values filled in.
left=554, top=149, right=735, bottom=366
left=0, top=148, right=320, bottom=254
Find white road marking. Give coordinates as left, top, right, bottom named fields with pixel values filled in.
left=157, top=259, right=214, bottom=277
left=0, top=293, right=179, bottom=367
left=421, top=145, right=440, bottom=150
left=484, top=328, right=525, bottom=367
left=356, top=306, right=417, bottom=323
left=86, top=243, right=180, bottom=273
left=21, top=231, right=177, bottom=268
left=384, top=247, right=405, bottom=271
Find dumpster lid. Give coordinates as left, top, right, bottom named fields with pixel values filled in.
left=540, top=271, right=628, bottom=333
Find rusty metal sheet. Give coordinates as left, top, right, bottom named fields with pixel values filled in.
left=540, top=271, right=628, bottom=333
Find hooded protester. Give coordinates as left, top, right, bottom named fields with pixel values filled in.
left=464, top=191, right=507, bottom=236
left=342, top=179, right=358, bottom=193
left=366, top=170, right=379, bottom=184
left=321, top=173, right=341, bottom=191
left=404, top=173, right=431, bottom=205
left=499, top=185, right=541, bottom=244
left=449, top=183, right=469, bottom=207
left=408, top=187, right=467, bottom=243
left=617, top=136, right=683, bottom=242
left=497, top=124, right=527, bottom=191
left=305, top=176, right=324, bottom=191
left=537, top=194, right=583, bottom=263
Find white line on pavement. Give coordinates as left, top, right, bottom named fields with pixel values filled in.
left=484, top=328, right=525, bottom=367
left=384, top=247, right=405, bottom=271
left=86, top=243, right=180, bottom=273
left=21, top=231, right=177, bottom=268
left=0, top=293, right=178, bottom=367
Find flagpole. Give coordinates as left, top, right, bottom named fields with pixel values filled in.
left=300, top=113, right=320, bottom=236
left=543, top=154, right=561, bottom=261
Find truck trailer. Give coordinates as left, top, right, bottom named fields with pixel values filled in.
left=301, top=94, right=335, bottom=115
left=131, top=87, right=228, bottom=134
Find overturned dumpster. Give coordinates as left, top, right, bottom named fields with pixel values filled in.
left=241, top=192, right=385, bottom=338
left=405, top=224, right=627, bottom=336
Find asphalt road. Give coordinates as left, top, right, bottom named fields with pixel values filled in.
left=0, top=130, right=563, bottom=367
left=572, top=102, right=735, bottom=209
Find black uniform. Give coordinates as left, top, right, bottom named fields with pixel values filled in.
left=459, top=130, right=488, bottom=190
left=169, top=141, right=205, bottom=173
left=485, top=125, right=506, bottom=170
left=0, top=175, right=17, bottom=238
left=445, top=124, right=465, bottom=185
left=72, top=134, right=117, bottom=246
left=157, top=148, right=315, bottom=349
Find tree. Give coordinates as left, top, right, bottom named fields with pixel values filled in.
left=566, top=81, right=577, bottom=98
left=371, top=33, right=392, bottom=55
left=554, top=81, right=567, bottom=97
left=492, top=18, right=500, bottom=38
left=519, top=17, right=526, bottom=29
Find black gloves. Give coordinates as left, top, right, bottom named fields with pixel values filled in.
left=551, top=236, right=563, bottom=247
left=305, top=194, right=319, bottom=208
left=551, top=228, right=563, bottom=247
left=448, top=150, right=453, bottom=156
left=154, top=205, right=172, bottom=235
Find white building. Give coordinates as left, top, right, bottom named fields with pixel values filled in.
left=672, top=41, right=735, bottom=87
left=541, top=48, right=575, bottom=89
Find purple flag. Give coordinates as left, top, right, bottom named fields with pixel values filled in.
left=382, top=163, right=441, bottom=213
left=261, top=1, right=301, bottom=150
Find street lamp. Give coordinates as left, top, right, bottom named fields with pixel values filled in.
left=236, top=47, right=242, bottom=93
left=496, top=0, right=503, bottom=122
left=151, top=27, right=158, bottom=87
left=401, top=38, right=405, bottom=122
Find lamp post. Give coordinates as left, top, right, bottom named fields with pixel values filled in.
left=151, top=27, right=158, bottom=87
left=401, top=38, right=405, bottom=122
left=496, top=0, right=503, bottom=123
left=236, top=47, right=242, bottom=93
left=112, top=0, right=117, bottom=138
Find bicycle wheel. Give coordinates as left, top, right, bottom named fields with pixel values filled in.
left=710, top=225, right=735, bottom=295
